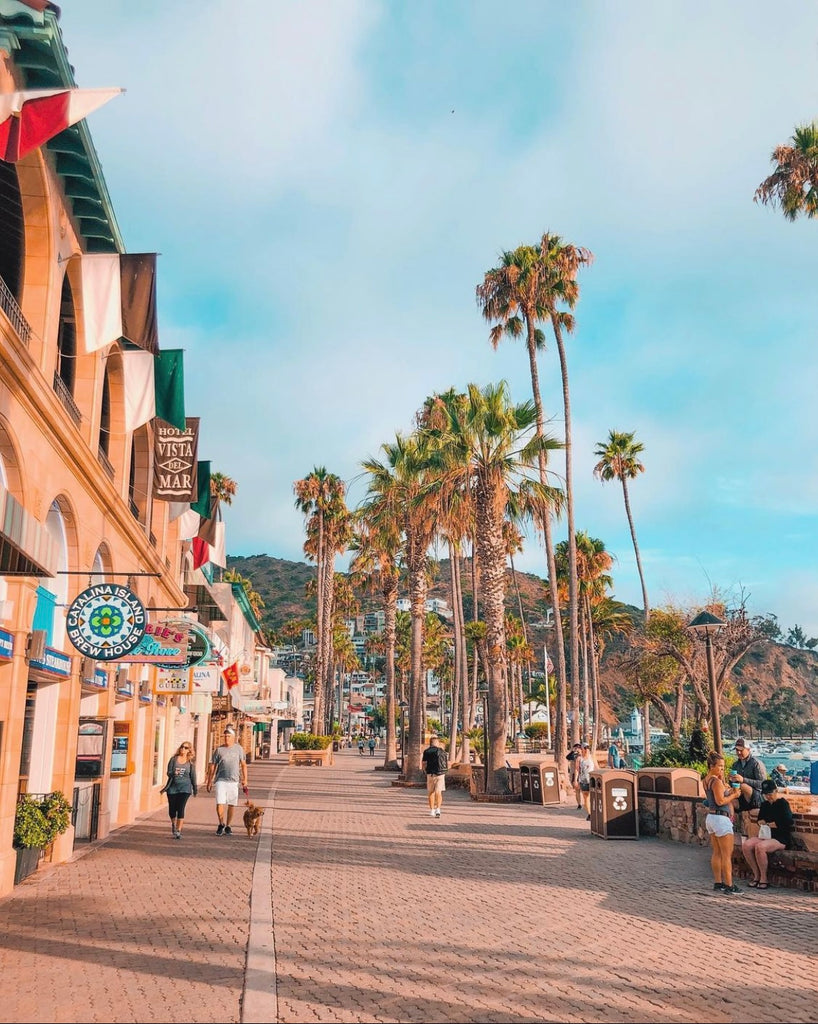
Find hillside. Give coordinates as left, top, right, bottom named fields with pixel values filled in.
left=227, top=553, right=818, bottom=724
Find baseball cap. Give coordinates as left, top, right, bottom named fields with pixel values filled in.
left=761, top=779, right=777, bottom=795
left=775, top=763, right=788, bottom=772
left=734, top=737, right=749, bottom=750
left=224, top=725, right=236, bottom=735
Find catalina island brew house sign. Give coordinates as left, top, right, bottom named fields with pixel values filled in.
left=66, top=583, right=146, bottom=660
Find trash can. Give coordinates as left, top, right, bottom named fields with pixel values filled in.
left=520, top=763, right=533, bottom=802
left=520, top=760, right=562, bottom=805
left=637, top=767, right=703, bottom=797
left=589, top=769, right=638, bottom=839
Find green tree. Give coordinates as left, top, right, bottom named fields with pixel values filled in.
left=754, top=121, right=818, bottom=221
left=593, top=430, right=649, bottom=623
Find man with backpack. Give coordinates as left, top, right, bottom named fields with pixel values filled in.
left=422, top=735, right=448, bottom=818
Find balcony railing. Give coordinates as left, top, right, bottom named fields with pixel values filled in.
left=0, top=275, right=31, bottom=346
left=97, top=446, right=115, bottom=480
left=53, top=372, right=82, bottom=427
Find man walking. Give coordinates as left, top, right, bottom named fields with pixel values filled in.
left=368, top=736, right=376, bottom=757
left=422, top=735, right=448, bottom=818
left=205, top=725, right=248, bottom=836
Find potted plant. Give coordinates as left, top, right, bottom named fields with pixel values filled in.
left=13, top=790, right=72, bottom=884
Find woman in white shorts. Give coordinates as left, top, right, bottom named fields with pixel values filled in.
left=703, top=750, right=742, bottom=894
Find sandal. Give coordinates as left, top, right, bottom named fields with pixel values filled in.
left=757, top=882, right=769, bottom=889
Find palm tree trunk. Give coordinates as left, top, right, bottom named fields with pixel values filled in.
left=580, top=601, right=590, bottom=743
left=382, top=576, right=399, bottom=768
left=587, top=598, right=601, bottom=751
left=453, top=550, right=472, bottom=765
left=551, top=318, right=581, bottom=755
left=475, top=489, right=509, bottom=794
left=524, top=316, right=569, bottom=779
left=405, top=555, right=427, bottom=784
left=622, top=478, right=650, bottom=623
left=313, top=511, right=325, bottom=732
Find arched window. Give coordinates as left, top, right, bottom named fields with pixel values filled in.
left=0, top=160, right=23, bottom=301
left=99, top=366, right=111, bottom=457
left=56, top=274, right=76, bottom=396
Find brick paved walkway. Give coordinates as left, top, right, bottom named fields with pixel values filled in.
left=1, top=751, right=816, bottom=1024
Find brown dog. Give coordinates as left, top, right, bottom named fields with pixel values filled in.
left=243, top=802, right=264, bottom=837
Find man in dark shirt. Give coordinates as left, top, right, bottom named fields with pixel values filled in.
left=422, top=736, right=447, bottom=819
left=730, top=737, right=767, bottom=835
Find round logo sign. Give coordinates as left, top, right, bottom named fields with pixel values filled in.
left=155, top=621, right=212, bottom=670
left=66, top=584, right=146, bottom=661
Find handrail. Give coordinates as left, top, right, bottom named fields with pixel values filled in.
left=0, top=275, right=32, bottom=346
left=52, top=372, right=82, bottom=426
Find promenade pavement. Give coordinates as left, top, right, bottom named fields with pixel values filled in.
left=1, top=750, right=816, bottom=1024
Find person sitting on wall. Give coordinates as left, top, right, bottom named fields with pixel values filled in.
left=741, top=780, right=794, bottom=889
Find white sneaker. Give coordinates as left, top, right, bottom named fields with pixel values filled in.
left=429, top=809, right=437, bottom=817
left=434, top=809, right=441, bottom=817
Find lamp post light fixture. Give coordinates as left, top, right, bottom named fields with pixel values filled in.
left=398, top=699, right=409, bottom=773
left=687, top=611, right=726, bottom=754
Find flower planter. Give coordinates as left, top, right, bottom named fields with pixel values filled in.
left=288, top=748, right=334, bottom=766
left=14, top=846, right=42, bottom=885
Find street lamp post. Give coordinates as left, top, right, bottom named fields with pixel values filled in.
left=477, top=681, right=489, bottom=790
left=398, top=699, right=409, bottom=773
left=688, top=611, right=726, bottom=754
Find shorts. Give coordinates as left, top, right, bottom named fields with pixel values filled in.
left=579, top=781, right=590, bottom=792
left=214, top=780, right=240, bottom=806
left=705, top=813, right=734, bottom=838
left=426, top=773, right=446, bottom=794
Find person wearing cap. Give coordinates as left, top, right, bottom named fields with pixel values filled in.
left=770, top=763, right=789, bottom=791
left=741, top=779, right=794, bottom=889
left=567, top=742, right=583, bottom=810
left=205, top=726, right=248, bottom=836
left=729, top=738, right=766, bottom=832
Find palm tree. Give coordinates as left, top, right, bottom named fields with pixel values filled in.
left=423, top=382, right=559, bottom=793
left=210, top=472, right=237, bottom=505
left=754, top=121, right=818, bottom=221
left=477, top=234, right=592, bottom=767
left=362, top=433, right=438, bottom=783
left=352, top=494, right=402, bottom=769
left=294, top=468, right=348, bottom=732
left=593, top=430, right=649, bottom=623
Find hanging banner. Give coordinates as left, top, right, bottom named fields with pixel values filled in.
left=121, top=621, right=191, bottom=664
left=66, top=583, right=146, bottom=661
left=153, top=417, right=199, bottom=502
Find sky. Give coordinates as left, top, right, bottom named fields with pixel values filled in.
left=56, top=1, right=818, bottom=634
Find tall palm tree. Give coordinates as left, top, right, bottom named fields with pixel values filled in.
left=294, top=468, right=347, bottom=732
left=352, top=496, right=402, bottom=769
left=423, top=382, right=559, bottom=793
left=477, top=234, right=592, bottom=766
left=362, top=433, right=438, bottom=783
left=754, top=121, right=818, bottom=221
left=593, top=430, right=649, bottom=623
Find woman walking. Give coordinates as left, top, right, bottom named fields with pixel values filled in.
left=162, top=742, right=198, bottom=839
left=703, top=751, right=742, bottom=894
left=742, top=780, right=794, bottom=889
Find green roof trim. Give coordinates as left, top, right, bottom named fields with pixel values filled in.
left=2, top=7, right=125, bottom=254
left=231, top=583, right=262, bottom=633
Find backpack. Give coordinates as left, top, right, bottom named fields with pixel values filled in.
left=437, top=748, right=449, bottom=773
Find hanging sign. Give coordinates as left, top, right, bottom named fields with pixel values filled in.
left=152, top=667, right=192, bottom=695
left=191, top=664, right=220, bottom=692
left=155, top=620, right=211, bottom=670
left=121, top=621, right=191, bottom=664
left=152, top=417, right=199, bottom=501
left=66, top=584, right=146, bottom=661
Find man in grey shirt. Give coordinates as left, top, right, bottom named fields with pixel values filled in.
left=205, top=726, right=248, bottom=836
